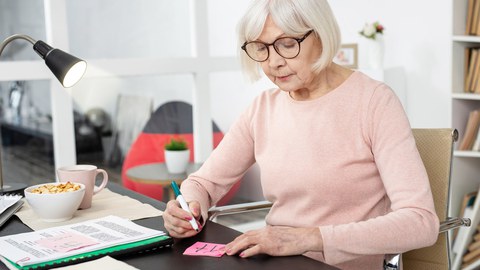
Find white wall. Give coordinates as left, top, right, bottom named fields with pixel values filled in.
left=329, top=0, right=451, bottom=128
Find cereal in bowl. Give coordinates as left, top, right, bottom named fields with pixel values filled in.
left=30, top=182, right=81, bottom=194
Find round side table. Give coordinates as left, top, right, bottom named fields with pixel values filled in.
left=126, top=163, right=202, bottom=201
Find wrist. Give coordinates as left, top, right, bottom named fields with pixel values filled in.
left=300, top=227, right=323, bottom=252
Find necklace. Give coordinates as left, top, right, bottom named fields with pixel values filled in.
left=288, top=91, right=295, bottom=100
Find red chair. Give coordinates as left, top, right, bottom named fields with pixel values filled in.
left=122, top=101, right=238, bottom=205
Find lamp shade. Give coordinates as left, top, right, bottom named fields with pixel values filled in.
left=33, top=40, right=87, bottom=88
left=0, top=34, right=87, bottom=194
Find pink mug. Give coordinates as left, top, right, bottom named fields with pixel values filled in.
left=57, top=164, right=108, bottom=209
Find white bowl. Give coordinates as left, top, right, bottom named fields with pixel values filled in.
left=24, top=182, right=86, bottom=222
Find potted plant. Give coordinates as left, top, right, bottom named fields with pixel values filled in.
left=164, top=137, right=190, bottom=174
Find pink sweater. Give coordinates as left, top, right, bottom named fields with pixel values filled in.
left=181, top=71, right=439, bottom=269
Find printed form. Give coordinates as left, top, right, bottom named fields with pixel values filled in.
left=0, top=215, right=165, bottom=267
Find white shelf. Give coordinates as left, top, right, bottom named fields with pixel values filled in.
left=452, top=35, right=480, bottom=43
left=452, top=93, right=480, bottom=100
left=454, top=150, right=480, bottom=158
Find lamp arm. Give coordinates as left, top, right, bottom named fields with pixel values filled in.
left=0, top=34, right=37, bottom=57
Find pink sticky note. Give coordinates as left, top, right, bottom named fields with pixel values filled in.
left=183, top=241, right=226, bottom=257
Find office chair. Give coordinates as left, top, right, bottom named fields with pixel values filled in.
left=385, top=128, right=470, bottom=270
left=208, top=128, right=470, bottom=270
left=107, top=94, right=153, bottom=166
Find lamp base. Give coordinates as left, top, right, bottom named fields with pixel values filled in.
left=0, top=183, right=27, bottom=195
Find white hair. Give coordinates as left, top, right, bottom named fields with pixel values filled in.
left=237, top=0, right=341, bottom=81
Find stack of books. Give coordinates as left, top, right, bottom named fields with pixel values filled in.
left=452, top=189, right=480, bottom=269
left=463, top=224, right=480, bottom=268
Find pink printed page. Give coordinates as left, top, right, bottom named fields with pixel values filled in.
left=36, top=232, right=99, bottom=253
left=183, top=241, right=226, bottom=257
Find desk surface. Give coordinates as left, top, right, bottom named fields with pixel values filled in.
left=0, top=182, right=337, bottom=270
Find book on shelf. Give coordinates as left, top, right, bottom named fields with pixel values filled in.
left=474, top=230, right=480, bottom=242
left=454, top=191, right=477, bottom=241
left=453, top=193, right=477, bottom=257
left=459, top=109, right=480, bottom=151
left=467, top=226, right=480, bottom=252
left=463, top=248, right=480, bottom=268
left=465, top=48, right=472, bottom=86
left=471, top=0, right=480, bottom=35
left=463, top=225, right=480, bottom=267
left=0, top=215, right=173, bottom=270
left=473, top=49, right=480, bottom=93
left=472, top=125, right=480, bottom=151
left=466, top=0, right=477, bottom=35
left=465, top=48, right=479, bottom=93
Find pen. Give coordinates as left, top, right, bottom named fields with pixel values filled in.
left=171, top=181, right=199, bottom=232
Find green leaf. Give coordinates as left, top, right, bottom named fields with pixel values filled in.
left=165, top=137, right=188, bottom=151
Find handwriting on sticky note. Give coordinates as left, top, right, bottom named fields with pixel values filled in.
left=183, top=241, right=226, bottom=257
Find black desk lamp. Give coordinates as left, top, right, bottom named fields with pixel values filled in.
left=0, top=34, right=87, bottom=194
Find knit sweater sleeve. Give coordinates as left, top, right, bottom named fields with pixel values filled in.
left=319, top=84, right=439, bottom=265
left=180, top=100, right=257, bottom=223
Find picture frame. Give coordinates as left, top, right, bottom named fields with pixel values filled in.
left=333, top=43, right=358, bottom=69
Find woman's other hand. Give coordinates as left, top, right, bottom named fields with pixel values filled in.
left=225, top=226, right=323, bottom=258
left=163, top=199, right=202, bottom=238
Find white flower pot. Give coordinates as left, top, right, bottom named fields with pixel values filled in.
left=360, top=35, right=384, bottom=69
left=165, top=149, right=190, bottom=174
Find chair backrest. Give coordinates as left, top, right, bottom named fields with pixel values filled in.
left=402, top=128, right=457, bottom=270
left=107, top=94, right=153, bottom=166
left=114, top=95, right=153, bottom=157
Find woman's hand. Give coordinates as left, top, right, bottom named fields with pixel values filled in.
left=225, top=226, right=323, bottom=258
left=163, top=199, right=203, bottom=238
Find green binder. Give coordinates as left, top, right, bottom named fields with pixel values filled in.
left=3, top=235, right=173, bottom=270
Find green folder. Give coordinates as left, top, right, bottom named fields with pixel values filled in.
left=3, top=235, right=173, bottom=270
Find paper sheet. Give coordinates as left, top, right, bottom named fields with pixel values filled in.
left=0, top=195, right=22, bottom=215
left=15, top=188, right=163, bottom=231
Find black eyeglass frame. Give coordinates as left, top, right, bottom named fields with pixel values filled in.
left=241, top=30, right=314, bottom=62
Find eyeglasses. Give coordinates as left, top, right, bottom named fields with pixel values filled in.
left=241, top=30, right=313, bottom=62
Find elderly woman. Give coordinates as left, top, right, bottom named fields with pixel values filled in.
left=163, top=0, right=439, bottom=269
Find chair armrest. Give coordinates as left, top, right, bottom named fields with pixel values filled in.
left=384, top=217, right=471, bottom=269
left=439, top=217, right=471, bottom=233
left=208, top=201, right=273, bottom=221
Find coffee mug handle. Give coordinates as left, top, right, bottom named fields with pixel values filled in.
left=93, top=169, right=109, bottom=195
